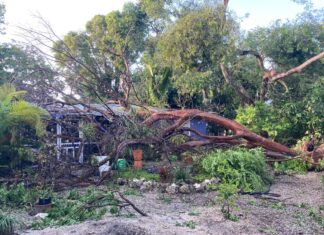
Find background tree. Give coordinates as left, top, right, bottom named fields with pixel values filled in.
left=52, top=3, right=148, bottom=105
left=0, top=84, right=48, bottom=172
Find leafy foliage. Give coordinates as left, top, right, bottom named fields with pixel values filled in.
left=216, top=182, right=239, bottom=221
left=32, top=188, right=114, bottom=228
left=273, top=159, right=311, bottom=174
left=0, top=183, right=38, bottom=207
left=0, top=213, right=15, bottom=235
left=53, top=3, right=147, bottom=100
left=0, top=84, right=48, bottom=170
left=202, top=148, right=272, bottom=192
left=172, top=167, right=190, bottom=183
left=0, top=84, right=47, bottom=141
left=235, top=101, right=291, bottom=140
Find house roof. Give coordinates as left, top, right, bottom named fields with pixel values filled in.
left=45, top=102, right=162, bottom=119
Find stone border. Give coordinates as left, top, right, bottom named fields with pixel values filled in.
left=115, top=178, right=220, bottom=194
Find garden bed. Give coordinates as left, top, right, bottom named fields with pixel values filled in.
left=15, top=172, right=324, bottom=235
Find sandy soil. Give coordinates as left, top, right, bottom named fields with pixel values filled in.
left=21, top=172, right=324, bottom=235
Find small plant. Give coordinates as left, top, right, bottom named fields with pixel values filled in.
left=247, top=200, right=257, bottom=206
left=316, top=159, right=324, bottom=171
left=176, top=220, right=196, bottom=229
left=158, top=194, right=172, bottom=204
left=169, top=155, right=178, bottom=162
left=308, top=208, right=324, bottom=227
left=39, top=188, right=52, bottom=198
left=216, top=182, right=239, bottom=221
left=0, top=213, right=15, bottom=235
left=269, top=202, right=285, bottom=210
left=172, top=167, right=189, bottom=183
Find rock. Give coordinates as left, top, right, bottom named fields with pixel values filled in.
left=151, top=181, right=158, bottom=188
left=34, top=213, right=48, bottom=219
left=194, top=183, right=205, bottom=193
left=117, top=178, right=127, bottom=185
left=166, top=183, right=179, bottom=194
left=179, top=184, right=191, bottom=194
left=210, top=177, right=220, bottom=185
left=70, top=169, right=86, bottom=178
left=140, top=181, right=153, bottom=192
left=157, top=183, right=168, bottom=193
left=129, top=178, right=143, bottom=188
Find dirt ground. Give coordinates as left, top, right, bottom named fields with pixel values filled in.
left=21, top=172, right=324, bottom=235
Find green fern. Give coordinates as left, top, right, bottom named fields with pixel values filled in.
left=202, top=148, right=272, bottom=192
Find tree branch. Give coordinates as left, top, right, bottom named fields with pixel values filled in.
left=220, top=63, right=254, bottom=105
left=271, top=51, right=324, bottom=83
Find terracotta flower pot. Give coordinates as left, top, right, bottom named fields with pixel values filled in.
left=184, top=156, right=193, bottom=165
left=132, top=149, right=143, bottom=161
left=134, top=160, right=143, bottom=169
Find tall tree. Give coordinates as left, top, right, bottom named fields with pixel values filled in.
left=53, top=3, right=148, bottom=105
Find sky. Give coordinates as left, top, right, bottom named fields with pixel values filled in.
left=1, top=0, right=324, bottom=43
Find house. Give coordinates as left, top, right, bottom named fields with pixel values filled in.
left=44, top=102, right=208, bottom=163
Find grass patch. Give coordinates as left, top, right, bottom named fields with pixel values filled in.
left=123, top=188, right=142, bottom=196
left=157, top=194, right=172, bottom=204
left=308, top=208, right=324, bottom=227
left=176, top=220, right=196, bottom=229
left=188, top=211, right=201, bottom=216
left=113, top=169, right=159, bottom=181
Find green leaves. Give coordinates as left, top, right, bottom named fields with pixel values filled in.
left=235, top=101, right=290, bottom=140
left=0, top=84, right=47, bottom=142
left=202, top=148, right=272, bottom=193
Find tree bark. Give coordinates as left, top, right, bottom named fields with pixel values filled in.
left=271, top=51, right=324, bottom=83
left=143, top=109, right=296, bottom=156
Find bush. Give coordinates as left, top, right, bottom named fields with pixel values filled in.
left=202, top=148, right=272, bottom=192
left=235, top=101, right=290, bottom=140
left=172, top=167, right=190, bottom=183
left=273, top=159, right=311, bottom=174
left=0, top=183, right=40, bottom=208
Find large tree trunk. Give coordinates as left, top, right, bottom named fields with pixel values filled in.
left=143, top=109, right=296, bottom=156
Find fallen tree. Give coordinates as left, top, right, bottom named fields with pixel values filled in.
left=111, top=109, right=295, bottom=158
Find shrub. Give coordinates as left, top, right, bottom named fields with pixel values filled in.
left=273, top=159, right=311, bottom=174
left=0, top=184, right=42, bottom=208
left=216, top=182, right=239, bottom=221
left=235, top=101, right=290, bottom=140
left=172, top=167, right=190, bottom=183
left=202, top=148, right=272, bottom=192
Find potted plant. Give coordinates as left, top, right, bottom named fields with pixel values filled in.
left=38, top=189, right=52, bottom=205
